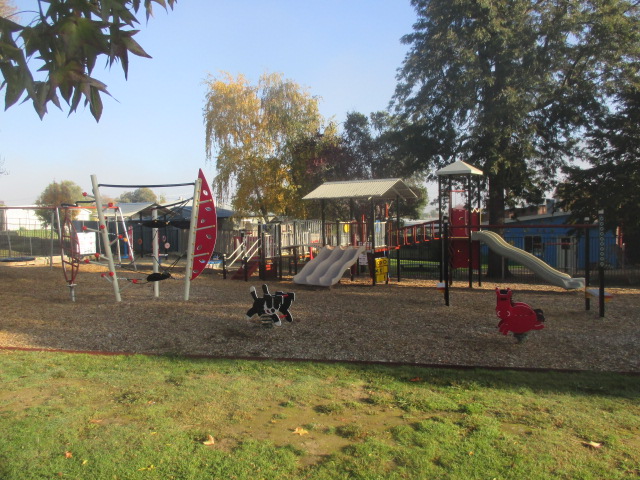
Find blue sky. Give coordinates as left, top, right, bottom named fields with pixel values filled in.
left=0, top=0, right=424, bottom=206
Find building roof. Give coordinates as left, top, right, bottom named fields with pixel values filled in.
left=302, top=178, right=420, bottom=202
left=436, top=160, right=484, bottom=177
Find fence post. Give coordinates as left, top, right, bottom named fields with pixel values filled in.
left=443, top=216, right=450, bottom=306
left=584, top=218, right=590, bottom=311
left=49, top=209, right=56, bottom=268
left=598, top=210, right=605, bottom=317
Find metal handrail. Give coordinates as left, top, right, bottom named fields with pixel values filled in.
left=226, top=236, right=261, bottom=266
left=225, top=241, right=246, bottom=265
left=243, top=237, right=261, bottom=261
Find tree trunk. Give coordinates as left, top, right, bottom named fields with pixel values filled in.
left=486, top=174, right=508, bottom=279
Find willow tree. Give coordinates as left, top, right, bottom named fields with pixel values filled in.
left=0, top=0, right=17, bottom=18
left=203, top=71, right=326, bottom=219
left=393, top=0, right=640, bottom=276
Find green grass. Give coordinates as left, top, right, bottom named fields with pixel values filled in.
left=1, top=351, right=638, bottom=479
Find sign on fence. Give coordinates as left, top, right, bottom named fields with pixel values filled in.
left=77, top=232, right=97, bottom=255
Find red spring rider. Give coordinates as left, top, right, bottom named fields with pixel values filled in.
left=495, top=288, right=545, bottom=342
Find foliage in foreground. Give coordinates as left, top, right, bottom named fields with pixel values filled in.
left=0, top=0, right=176, bottom=121
left=0, top=351, right=638, bottom=479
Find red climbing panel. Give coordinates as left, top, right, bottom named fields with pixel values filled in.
left=190, top=169, right=217, bottom=280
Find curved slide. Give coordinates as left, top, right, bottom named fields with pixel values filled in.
left=293, top=245, right=366, bottom=287
left=471, top=231, right=584, bottom=290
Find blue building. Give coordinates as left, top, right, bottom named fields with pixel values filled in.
left=489, top=210, right=620, bottom=274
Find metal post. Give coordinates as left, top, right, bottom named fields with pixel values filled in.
left=397, top=195, right=401, bottom=283
left=91, top=175, right=121, bottom=302
left=152, top=207, right=160, bottom=298
left=438, top=176, right=443, bottom=282
left=321, top=199, right=326, bottom=246
left=467, top=174, right=472, bottom=288
left=584, top=218, right=590, bottom=311
left=443, top=215, right=450, bottom=306
left=477, top=176, right=482, bottom=286
left=49, top=209, right=55, bottom=268
left=184, top=177, right=202, bottom=301
left=598, top=210, right=605, bottom=317
left=371, top=199, right=376, bottom=286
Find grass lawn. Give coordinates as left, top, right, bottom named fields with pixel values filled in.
left=1, top=350, right=638, bottom=479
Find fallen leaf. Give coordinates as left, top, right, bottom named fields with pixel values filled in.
left=582, top=441, right=602, bottom=449
left=64, top=451, right=73, bottom=459
left=409, top=377, right=422, bottom=382
left=89, top=419, right=103, bottom=424
left=138, top=465, right=155, bottom=471
left=292, top=427, right=309, bottom=436
left=203, top=435, right=216, bottom=446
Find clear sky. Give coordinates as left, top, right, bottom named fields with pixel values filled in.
left=0, top=0, right=424, bottom=207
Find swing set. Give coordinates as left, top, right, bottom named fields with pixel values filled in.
left=60, top=169, right=217, bottom=302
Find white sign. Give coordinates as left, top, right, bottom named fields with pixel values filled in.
left=77, top=232, right=97, bottom=255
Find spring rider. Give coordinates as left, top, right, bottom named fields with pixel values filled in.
left=246, top=284, right=295, bottom=327
left=495, top=288, right=545, bottom=342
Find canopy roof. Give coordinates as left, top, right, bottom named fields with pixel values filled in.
left=436, top=160, right=483, bottom=177
left=302, top=178, right=420, bottom=202
left=104, top=202, right=172, bottom=218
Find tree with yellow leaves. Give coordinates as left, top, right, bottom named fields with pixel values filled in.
left=203, top=71, right=328, bottom=220
left=0, top=0, right=17, bottom=18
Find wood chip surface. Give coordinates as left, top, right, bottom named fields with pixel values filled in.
left=1, top=263, right=638, bottom=373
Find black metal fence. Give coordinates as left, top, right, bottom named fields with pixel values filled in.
left=0, top=227, right=57, bottom=259
left=390, top=234, right=639, bottom=287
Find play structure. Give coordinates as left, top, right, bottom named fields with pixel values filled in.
left=62, top=169, right=217, bottom=302
left=246, top=284, right=296, bottom=327
left=213, top=179, right=420, bottom=287
left=495, top=288, right=545, bottom=342
left=293, top=245, right=365, bottom=287
left=296, top=179, right=419, bottom=286
left=436, top=160, right=590, bottom=299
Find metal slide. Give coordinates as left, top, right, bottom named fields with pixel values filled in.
left=471, top=230, right=584, bottom=290
left=293, top=245, right=366, bottom=287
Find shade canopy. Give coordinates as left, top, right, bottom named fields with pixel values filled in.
left=302, top=178, right=420, bottom=202
left=436, top=160, right=483, bottom=177
left=103, top=202, right=172, bottom=218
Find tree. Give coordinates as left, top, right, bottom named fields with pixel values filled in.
left=341, top=111, right=427, bottom=218
left=287, top=126, right=347, bottom=219
left=204, top=71, right=326, bottom=219
left=285, top=111, right=428, bottom=220
left=393, top=0, right=640, bottom=276
left=117, top=187, right=159, bottom=203
left=35, top=179, right=84, bottom=227
left=557, top=84, right=640, bottom=263
left=0, top=0, right=17, bottom=18
left=0, top=0, right=176, bottom=121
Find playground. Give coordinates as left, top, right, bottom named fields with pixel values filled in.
left=0, top=262, right=638, bottom=373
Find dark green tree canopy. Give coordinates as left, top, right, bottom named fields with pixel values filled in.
left=0, top=0, right=176, bottom=121
left=288, top=111, right=428, bottom=220
left=393, top=0, right=640, bottom=225
left=557, top=83, right=640, bottom=261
